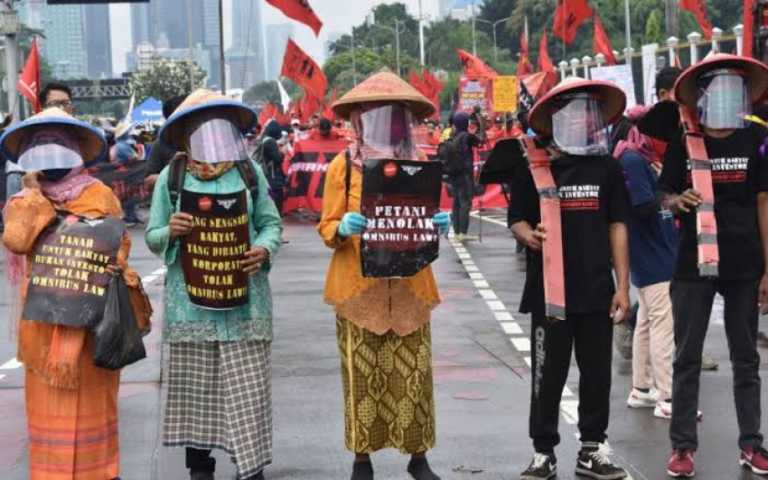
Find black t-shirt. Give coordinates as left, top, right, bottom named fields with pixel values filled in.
left=508, top=153, right=630, bottom=315
left=659, top=125, right=768, bottom=281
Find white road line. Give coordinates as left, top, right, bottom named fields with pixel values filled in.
left=486, top=300, right=506, bottom=311
left=464, top=264, right=480, bottom=272
left=473, top=279, right=490, bottom=288
left=469, top=272, right=484, bottom=280
left=524, top=356, right=532, bottom=367
left=500, top=322, right=523, bottom=335
left=478, top=289, right=498, bottom=300
left=142, top=275, right=157, bottom=284
left=141, top=266, right=167, bottom=285
left=470, top=212, right=508, bottom=228
left=561, top=400, right=580, bottom=424
left=510, top=337, right=531, bottom=352
left=563, top=386, right=574, bottom=398
left=0, top=358, right=22, bottom=370
left=494, top=311, right=514, bottom=321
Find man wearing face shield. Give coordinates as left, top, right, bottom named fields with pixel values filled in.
left=508, top=78, right=631, bottom=480
left=658, top=54, right=768, bottom=478
left=1, top=107, right=150, bottom=480
left=146, top=89, right=283, bottom=480
left=317, top=70, right=451, bottom=480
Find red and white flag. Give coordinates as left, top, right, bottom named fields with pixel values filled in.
left=18, top=38, right=41, bottom=113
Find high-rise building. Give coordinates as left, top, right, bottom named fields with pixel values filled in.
left=40, top=4, right=88, bottom=79
left=84, top=4, right=112, bottom=78
left=227, top=0, right=266, bottom=89
left=265, top=23, right=294, bottom=81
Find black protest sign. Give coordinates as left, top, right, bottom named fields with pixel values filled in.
left=360, top=159, right=443, bottom=278
left=180, top=190, right=251, bottom=310
left=22, top=215, right=124, bottom=328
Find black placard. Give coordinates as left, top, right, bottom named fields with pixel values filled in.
left=22, top=215, right=125, bottom=328
left=180, top=190, right=251, bottom=310
left=360, top=159, right=443, bottom=278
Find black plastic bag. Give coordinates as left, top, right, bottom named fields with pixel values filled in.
left=92, top=274, right=146, bottom=370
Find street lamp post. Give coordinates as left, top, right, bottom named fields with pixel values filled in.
left=475, top=17, right=510, bottom=65
left=372, top=20, right=405, bottom=76
left=351, top=29, right=358, bottom=86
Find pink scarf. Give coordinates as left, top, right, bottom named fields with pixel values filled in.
left=40, top=168, right=99, bottom=205
left=613, top=126, right=661, bottom=169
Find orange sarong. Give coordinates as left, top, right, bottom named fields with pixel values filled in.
left=25, top=335, right=120, bottom=480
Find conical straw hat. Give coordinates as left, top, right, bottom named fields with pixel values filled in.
left=159, top=88, right=257, bottom=148
left=332, top=69, right=436, bottom=120
left=0, top=107, right=106, bottom=164
left=673, top=53, right=768, bottom=110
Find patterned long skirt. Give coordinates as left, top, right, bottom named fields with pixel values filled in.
left=163, top=341, right=272, bottom=478
left=25, top=345, right=120, bottom=480
left=336, top=317, right=436, bottom=454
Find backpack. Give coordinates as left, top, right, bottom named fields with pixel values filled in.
left=438, top=131, right=467, bottom=176
left=167, top=154, right=260, bottom=210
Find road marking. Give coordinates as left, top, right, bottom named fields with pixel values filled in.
left=473, top=279, right=490, bottom=288
left=500, top=322, right=523, bottom=335
left=486, top=300, right=506, bottom=311
left=510, top=337, right=531, bottom=352
left=0, top=358, right=22, bottom=370
left=141, top=266, right=167, bottom=285
left=469, top=272, right=484, bottom=280
left=524, top=356, right=532, bottom=367
left=470, top=212, right=508, bottom=228
left=478, top=289, right=498, bottom=300
left=563, top=386, right=574, bottom=398
left=494, top=311, right=514, bottom=321
left=561, top=400, right=580, bottom=424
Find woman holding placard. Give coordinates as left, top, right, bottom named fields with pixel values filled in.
left=1, top=107, right=151, bottom=480
left=317, top=70, right=450, bottom=480
left=146, top=89, right=282, bottom=480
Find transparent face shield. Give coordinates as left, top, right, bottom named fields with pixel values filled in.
left=697, top=70, right=750, bottom=130
left=186, top=113, right=249, bottom=164
left=352, top=103, right=418, bottom=160
left=17, top=127, right=84, bottom=172
left=551, top=93, right=609, bottom=156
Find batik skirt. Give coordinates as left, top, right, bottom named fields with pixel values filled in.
left=163, top=341, right=272, bottom=478
left=336, top=317, right=436, bottom=454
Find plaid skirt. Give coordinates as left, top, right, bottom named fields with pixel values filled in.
left=163, top=341, right=272, bottom=478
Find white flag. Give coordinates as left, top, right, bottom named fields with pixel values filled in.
left=277, top=79, right=291, bottom=112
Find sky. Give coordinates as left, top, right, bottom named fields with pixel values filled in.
left=109, top=0, right=447, bottom=75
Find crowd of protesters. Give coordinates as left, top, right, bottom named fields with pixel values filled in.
left=1, top=54, right=768, bottom=480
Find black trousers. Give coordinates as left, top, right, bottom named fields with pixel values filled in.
left=450, top=172, right=473, bottom=234
left=186, top=448, right=215, bottom=472
left=670, top=279, right=764, bottom=450
left=529, top=309, right=614, bottom=453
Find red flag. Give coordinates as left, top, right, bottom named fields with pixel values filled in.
left=258, top=102, right=277, bottom=126
left=592, top=15, right=617, bottom=65
left=457, top=49, right=498, bottom=79
left=281, top=39, right=327, bottom=100
left=744, top=0, right=755, bottom=57
left=422, top=69, right=443, bottom=120
left=517, top=17, right=533, bottom=76
left=18, top=38, right=41, bottom=113
left=679, top=0, right=713, bottom=39
left=539, top=30, right=555, bottom=73
left=266, top=0, right=323, bottom=36
left=553, top=0, right=594, bottom=45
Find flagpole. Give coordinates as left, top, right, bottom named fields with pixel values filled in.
left=418, top=0, right=425, bottom=66
left=218, top=0, right=226, bottom=94
left=624, top=0, right=632, bottom=53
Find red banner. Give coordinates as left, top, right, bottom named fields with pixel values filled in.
left=283, top=138, right=349, bottom=214
left=281, top=39, right=327, bottom=100
left=266, top=0, right=323, bottom=36
left=553, top=0, right=594, bottom=45
left=457, top=49, right=498, bottom=79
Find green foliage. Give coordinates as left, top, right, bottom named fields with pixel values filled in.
left=243, top=80, right=299, bottom=105
left=645, top=9, right=664, bottom=45
left=129, top=58, right=206, bottom=103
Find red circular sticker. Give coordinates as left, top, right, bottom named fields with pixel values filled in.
left=198, top=196, right=213, bottom=212
left=383, top=162, right=398, bottom=178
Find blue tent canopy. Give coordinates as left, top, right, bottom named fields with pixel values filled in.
left=131, top=97, right=163, bottom=123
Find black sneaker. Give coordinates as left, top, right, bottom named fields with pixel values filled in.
left=520, top=453, right=557, bottom=479
left=575, top=448, right=627, bottom=479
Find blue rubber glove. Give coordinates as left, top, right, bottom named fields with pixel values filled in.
left=338, top=212, right=367, bottom=237
left=433, top=212, right=451, bottom=235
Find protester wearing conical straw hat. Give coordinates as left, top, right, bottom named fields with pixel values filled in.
left=508, top=77, right=632, bottom=480
left=1, top=107, right=151, bottom=480
left=317, top=70, right=450, bottom=480
left=656, top=54, right=768, bottom=478
left=147, top=89, right=283, bottom=480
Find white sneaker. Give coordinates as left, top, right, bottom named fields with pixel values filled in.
left=627, top=388, right=657, bottom=408
left=654, top=400, right=703, bottom=421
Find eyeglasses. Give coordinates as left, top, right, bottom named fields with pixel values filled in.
left=45, top=99, right=73, bottom=109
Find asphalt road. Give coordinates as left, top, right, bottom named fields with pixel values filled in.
left=0, top=212, right=766, bottom=480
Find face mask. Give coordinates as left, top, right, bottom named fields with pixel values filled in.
left=186, top=113, right=249, bottom=164
left=697, top=70, right=750, bottom=130
left=352, top=103, right=417, bottom=160
left=41, top=168, right=72, bottom=182
left=18, top=127, right=84, bottom=172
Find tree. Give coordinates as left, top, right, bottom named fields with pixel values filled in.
left=243, top=80, right=300, bottom=105
left=645, top=9, right=665, bottom=45
left=129, top=58, right=206, bottom=103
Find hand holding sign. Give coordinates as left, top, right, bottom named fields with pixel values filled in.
left=242, top=247, right=270, bottom=275
left=169, top=212, right=194, bottom=239
left=338, top=212, right=367, bottom=237
left=433, top=212, right=451, bottom=235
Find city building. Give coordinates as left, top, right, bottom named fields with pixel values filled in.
left=40, top=3, right=88, bottom=79
left=227, top=0, right=266, bottom=89
left=265, top=23, right=294, bottom=81
left=83, top=4, right=112, bottom=79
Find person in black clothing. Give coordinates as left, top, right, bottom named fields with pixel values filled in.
left=448, top=112, right=480, bottom=241
left=658, top=54, right=768, bottom=478
left=144, top=95, right=189, bottom=194
left=260, top=120, right=286, bottom=215
left=510, top=78, right=631, bottom=480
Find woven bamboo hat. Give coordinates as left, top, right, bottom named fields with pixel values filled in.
left=0, top=107, right=106, bottom=164
left=529, top=77, right=627, bottom=137
left=159, top=88, right=257, bottom=148
left=332, top=69, right=436, bottom=120
left=673, top=53, right=768, bottom=110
